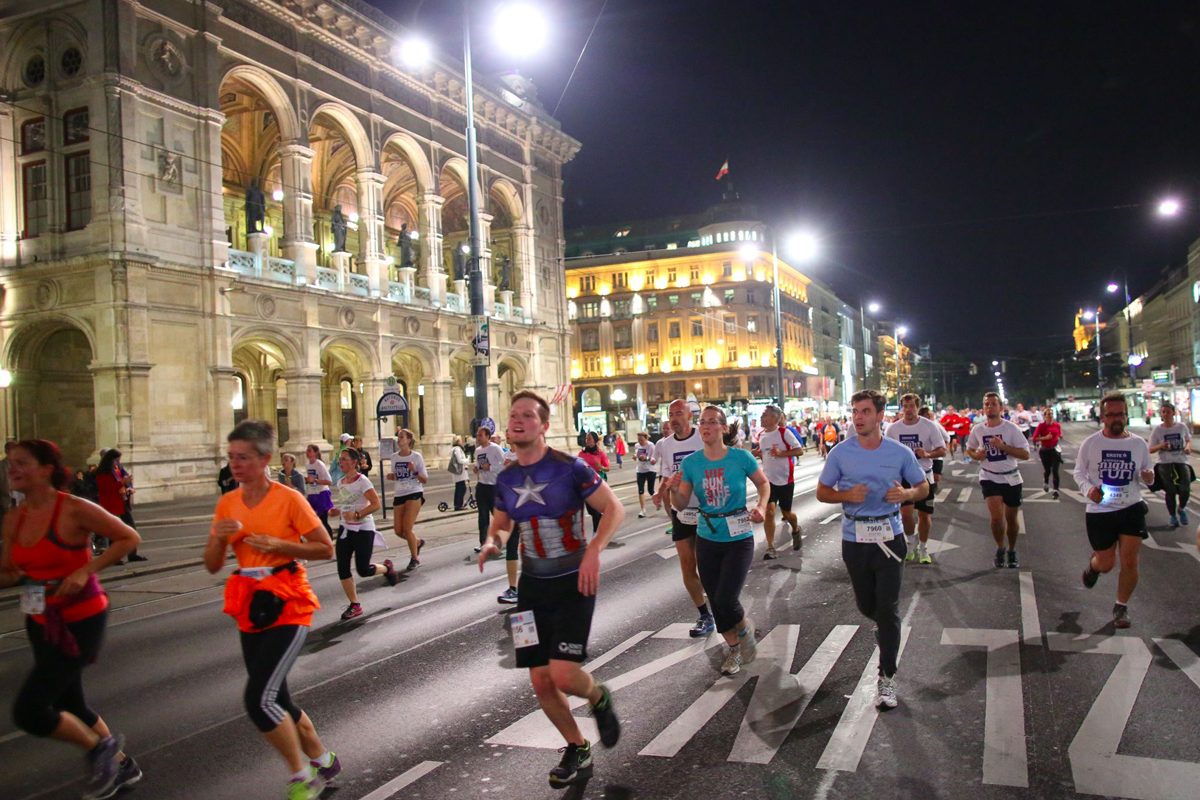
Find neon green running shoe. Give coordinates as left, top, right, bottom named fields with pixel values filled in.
left=285, top=773, right=324, bottom=800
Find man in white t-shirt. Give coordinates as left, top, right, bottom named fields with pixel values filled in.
left=652, top=398, right=714, bottom=637
left=1013, top=403, right=1033, bottom=443
left=755, top=405, right=803, bottom=559
left=885, top=394, right=947, bottom=564
left=1075, top=393, right=1155, bottom=629
left=966, top=392, right=1030, bottom=569
left=1148, top=401, right=1193, bottom=527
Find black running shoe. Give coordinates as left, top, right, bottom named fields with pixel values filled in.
left=590, top=684, right=620, bottom=748
left=82, top=734, right=123, bottom=800
left=114, top=755, right=143, bottom=792
left=1006, top=550, right=1019, bottom=569
left=1112, top=603, right=1131, bottom=629
left=1081, top=565, right=1099, bottom=588
left=993, top=548, right=1005, bottom=569
left=548, top=741, right=593, bottom=788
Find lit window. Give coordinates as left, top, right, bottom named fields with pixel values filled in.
left=747, top=315, right=758, bottom=333
left=669, top=321, right=680, bottom=339
left=724, top=315, right=736, bottom=334
left=691, top=318, right=703, bottom=337
left=340, top=380, right=354, bottom=410
left=613, top=227, right=630, bottom=238
left=21, top=161, right=48, bottom=238
left=64, top=153, right=91, bottom=231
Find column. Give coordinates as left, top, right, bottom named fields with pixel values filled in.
left=418, top=191, right=446, bottom=304
left=356, top=168, right=387, bottom=295
left=279, top=143, right=319, bottom=283
left=425, top=379, right=454, bottom=457
left=281, top=370, right=329, bottom=455
left=0, top=104, right=16, bottom=265
left=246, top=232, right=268, bottom=276
left=512, top=223, right=536, bottom=319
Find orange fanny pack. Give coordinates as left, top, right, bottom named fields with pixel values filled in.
left=223, top=563, right=319, bottom=630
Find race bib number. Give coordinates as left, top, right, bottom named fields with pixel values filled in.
left=20, top=584, right=46, bottom=615
left=1100, top=484, right=1133, bottom=507
left=676, top=507, right=699, bottom=525
left=854, top=518, right=891, bottom=544
left=726, top=511, right=754, bottom=537
left=510, top=610, right=539, bottom=649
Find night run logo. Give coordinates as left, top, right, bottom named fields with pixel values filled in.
left=1099, top=450, right=1134, bottom=485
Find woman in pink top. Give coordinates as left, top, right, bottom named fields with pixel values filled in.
left=577, top=432, right=610, bottom=533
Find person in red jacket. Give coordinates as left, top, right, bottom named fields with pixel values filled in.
left=95, top=449, right=147, bottom=562
left=1032, top=408, right=1063, bottom=499
left=578, top=432, right=610, bottom=534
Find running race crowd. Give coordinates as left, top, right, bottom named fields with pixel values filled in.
left=0, top=388, right=1195, bottom=798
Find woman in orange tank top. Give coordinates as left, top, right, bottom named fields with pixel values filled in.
left=204, top=420, right=338, bottom=800
left=0, top=439, right=142, bottom=799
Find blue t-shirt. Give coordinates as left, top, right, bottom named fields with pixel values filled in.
left=818, top=436, right=926, bottom=542
left=680, top=447, right=761, bottom=542
left=494, top=448, right=602, bottom=578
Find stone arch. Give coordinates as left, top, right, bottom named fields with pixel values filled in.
left=447, top=346, right=477, bottom=436
left=320, top=335, right=378, bottom=438
left=381, top=131, right=434, bottom=194
left=1, top=14, right=89, bottom=89
left=438, top=158, right=471, bottom=274
left=488, top=178, right=524, bottom=224
left=309, top=104, right=372, bottom=266
left=391, top=345, right=436, bottom=439
left=487, top=178, right=523, bottom=291
left=230, top=327, right=299, bottom=437
left=494, top=355, right=529, bottom=427
left=309, top=103, right=373, bottom=172
left=5, top=316, right=97, bottom=470
left=229, top=325, right=302, bottom=370
left=219, top=64, right=300, bottom=142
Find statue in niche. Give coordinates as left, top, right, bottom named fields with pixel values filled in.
left=331, top=205, right=348, bottom=253
left=245, top=178, right=266, bottom=233
left=451, top=245, right=466, bottom=283
left=399, top=223, right=415, bottom=268
left=498, top=255, right=513, bottom=292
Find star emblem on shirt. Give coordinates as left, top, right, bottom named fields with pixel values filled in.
left=512, top=474, right=549, bottom=508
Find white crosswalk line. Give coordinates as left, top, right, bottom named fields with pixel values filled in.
left=957, top=487, right=973, bottom=503
left=356, top=761, right=443, bottom=800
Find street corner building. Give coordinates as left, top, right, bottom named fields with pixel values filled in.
left=0, top=0, right=582, bottom=500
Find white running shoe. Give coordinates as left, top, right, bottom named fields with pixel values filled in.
left=876, top=676, right=898, bottom=709
left=720, top=645, right=742, bottom=676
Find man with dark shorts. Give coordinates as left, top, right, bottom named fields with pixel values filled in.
left=653, top=398, right=715, bottom=636
left=478, top=391, right=624, bottom=788
left=965, top=392, right=1029, bottom=568
left=1075, top=393, right=1154, bottom=629
left=756, top=405, right=803, bottom=559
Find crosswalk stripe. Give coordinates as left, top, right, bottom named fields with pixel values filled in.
left=356, top=761, right=444, bottom=800
left=958, top=487, right=973, bottom=503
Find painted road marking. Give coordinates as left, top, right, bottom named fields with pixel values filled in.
left=1047, top=632, right=1200, bottom=799
left=1018, top=572, right=1041, bottom=645
left=820, top=513, right=841, bottom=525
left=1154, top=638, right=1200, bottom=689
left=653, top=623, right=698, bottom=639
left=356, top=761, right=443, bottom=800
left=815, top=627, right=912, bottom=772
left=639, top=625, right=857, bottom=764
left=1143, top=533, right=1200, bottom=564
left=958, top=487, right=974, bottom=503
left=941, top=628, right=1028, bottom=787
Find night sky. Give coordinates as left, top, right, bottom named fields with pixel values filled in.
left=374, top=1, right=1200, bottom=361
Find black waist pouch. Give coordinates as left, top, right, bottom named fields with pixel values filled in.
left=248, top=590, right=286, bottom=630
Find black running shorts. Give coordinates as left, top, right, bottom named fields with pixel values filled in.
left=1085, top=502, right=1148, bottom=552
left=768, top=482, right=795, bottom=512
left=670, top=509, right=698, bottom=542
left=900, top=478, right=934, bottom=514
left=514, top=573, right=595, bottom=669
left=980, top=480, right=1023, bottom=508
left=393, top=492, right=425, bottom=506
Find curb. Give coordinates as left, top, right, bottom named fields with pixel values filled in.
left=0, top=558, right=206, bottom=603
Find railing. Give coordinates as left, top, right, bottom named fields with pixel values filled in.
left=348, top=273, right=370, bottom=296
left=316, top=267, right=339, bottom=291
left=219, top=253, right=546, bottom=324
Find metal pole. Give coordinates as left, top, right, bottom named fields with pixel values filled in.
left=772, top=238, right=784, bottom=407
left=463, top=2, right=488, bottom=426
left=1094, top=319, right=1102, bottom=394
left=859, top=303, right=867, bottom=393
left=1124, top=275, right=1134, bottom=382
left=894, top=331, right=902, bottom=402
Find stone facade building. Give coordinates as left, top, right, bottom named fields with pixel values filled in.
left=0, top=0, right=581, bottom=499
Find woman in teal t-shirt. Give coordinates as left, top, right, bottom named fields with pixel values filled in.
left=667, top=405, right=769, bottom=677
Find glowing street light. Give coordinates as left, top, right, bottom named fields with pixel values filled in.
left=737, top=242, right=757, bottom=263
left=395, top=36, right=433, bottom=69
left=1106, top=282, right=1119, bottom=294
left=493, top=3, right=548, bottom=58
left=867, top=301, right=881, bottom=314
left=785, top=231, right=820, bottom=263
left=1157, top=197, right=1181, bottom=218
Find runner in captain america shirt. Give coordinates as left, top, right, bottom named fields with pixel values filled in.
left=885, top=394, right=946, bottom=565
left=1075, top=394, right=1155, bottom=629
left=476, top=391, right=624, bottom=789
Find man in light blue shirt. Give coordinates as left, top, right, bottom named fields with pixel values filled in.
left=817, top=389, right=927, bottom=710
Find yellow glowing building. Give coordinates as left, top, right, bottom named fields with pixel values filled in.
left=564, top=210, right=819, bottom=433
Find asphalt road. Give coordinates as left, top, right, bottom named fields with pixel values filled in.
left=2, top=423, right=1199, bottom=800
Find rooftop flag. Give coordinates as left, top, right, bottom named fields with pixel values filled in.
left=715, top=159, right=729, bottom=181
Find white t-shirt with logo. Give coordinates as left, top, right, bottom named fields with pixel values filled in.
left=1073, top=432, right=1151, bottom=513
left=331, top=473, right=377, bottom=531
left=758, top=426, right=801, bottom=486
left=656, top=428, right=701, bottom=511
left=885, top=417, right=944, bottom=474
left=474, top=443, right=506, bottom=486
left=1149, top=422, right=1191, bottom=465
left=634, top=441, right=658, bottom=474
left=1014, top=410, right=1033, bottom=432
left=965, top=419, right=1027, bottom=486
left=391, top=451, right=427, bottom=496
left=303, top=458, right=332, bottom=497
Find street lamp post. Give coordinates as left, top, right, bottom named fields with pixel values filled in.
left=1106, top=275, right=1139, bottom=381
left=1083, top=309, right=1102, bottom=394
left=770, top=239, right=784, bottom=407
left=894, top=325, right=908, bottom=402
left=462, top=3, right=489, bottom=428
